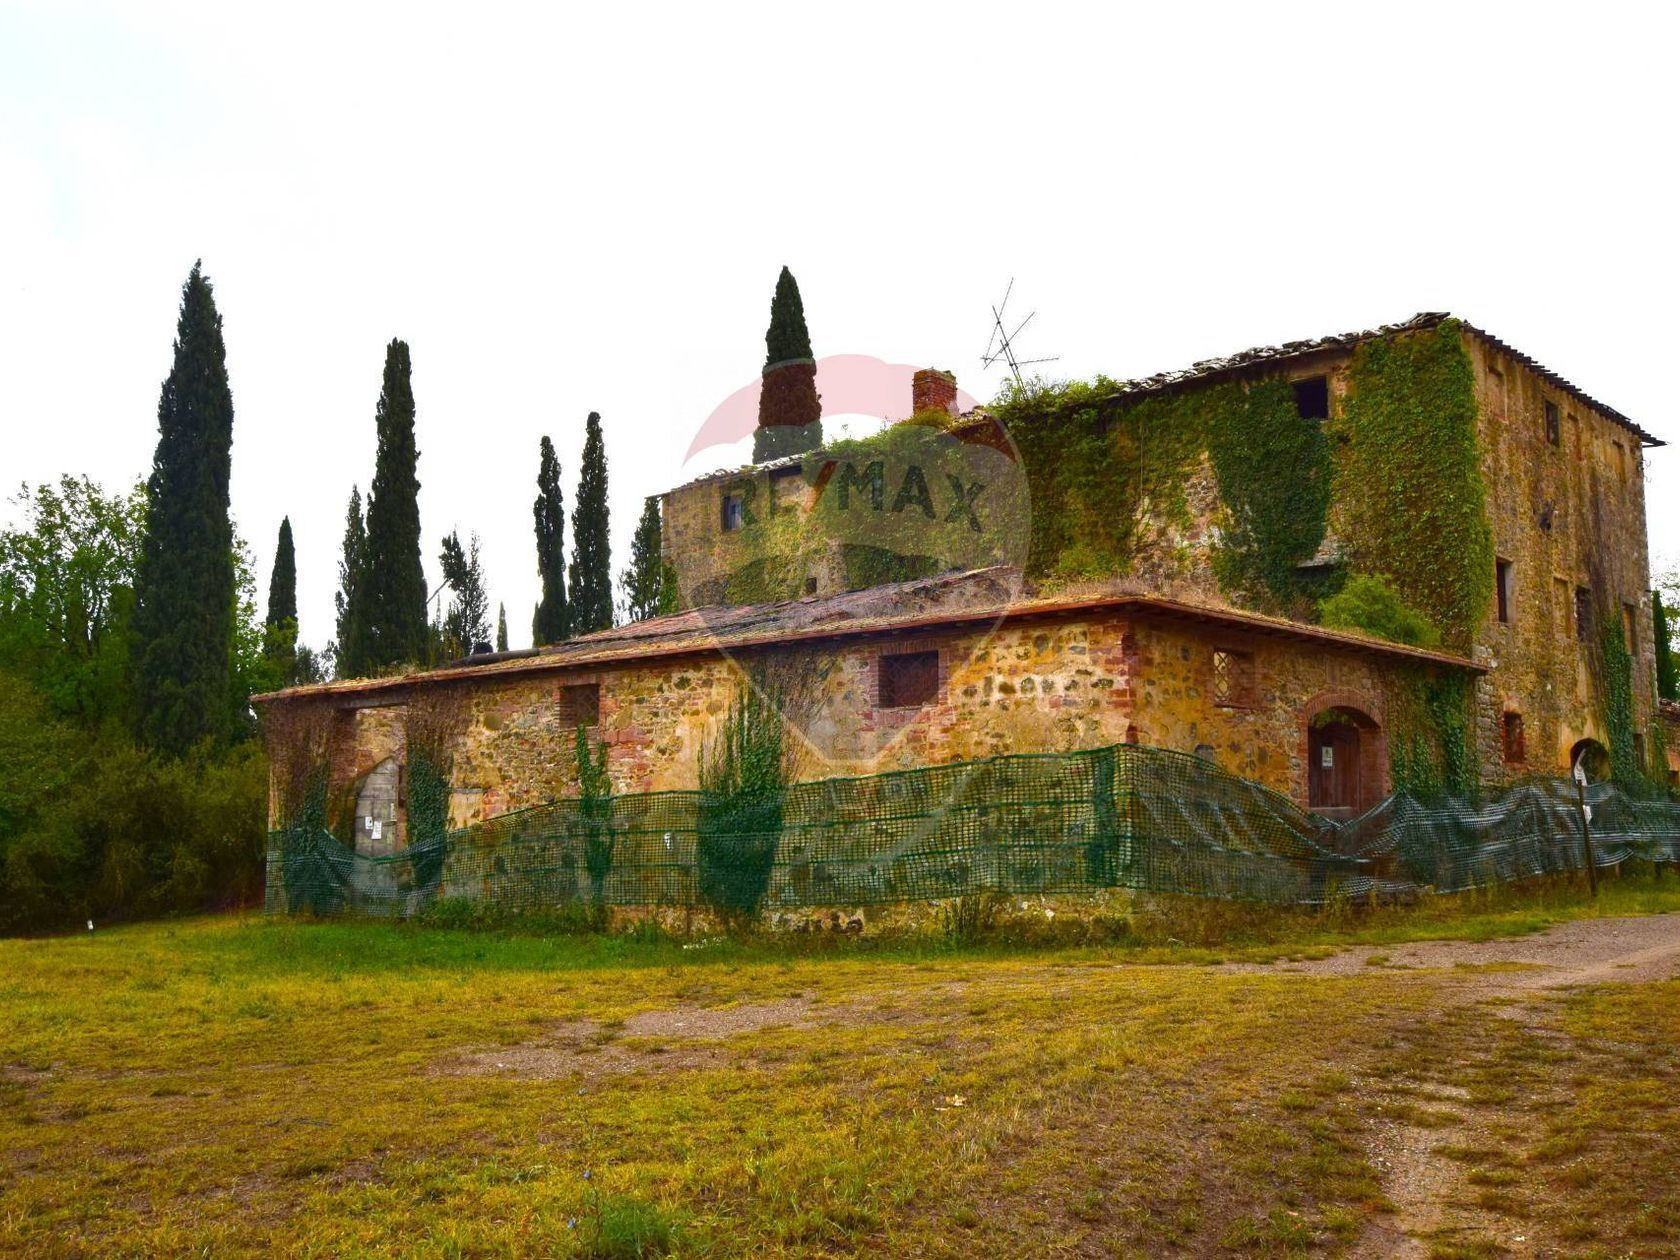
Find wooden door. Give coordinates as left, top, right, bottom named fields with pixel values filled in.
left=1309, top=722, right=1361, bottom=812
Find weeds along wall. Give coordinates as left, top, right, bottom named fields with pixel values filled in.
left=266, top=740, right=1680, bottom=921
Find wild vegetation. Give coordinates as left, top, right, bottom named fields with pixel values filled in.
left=2, top=873, right=1676, bottom=1257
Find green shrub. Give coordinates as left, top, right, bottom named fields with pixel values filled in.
left=696, top=679, right=786, bottom=918
left=1319, top=573, right=1441, bottom=648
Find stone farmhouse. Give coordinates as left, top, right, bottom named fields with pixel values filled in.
left=256, top=313, right=1670, bottom=847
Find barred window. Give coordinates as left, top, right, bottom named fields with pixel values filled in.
left=1212, top=649, right=1255, bottom=707
left=558, top=683, right=600, bottom=727
left=878, top=650, right=938, bottom=708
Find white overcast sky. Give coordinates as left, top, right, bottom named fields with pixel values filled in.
left=3, top=2, right=1676, bottom=651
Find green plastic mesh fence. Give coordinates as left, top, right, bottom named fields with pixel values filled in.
left=265, top=744, right=1680, bottom=919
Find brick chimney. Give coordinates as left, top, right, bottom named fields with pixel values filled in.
left=912, top=368, right=957, bottom=417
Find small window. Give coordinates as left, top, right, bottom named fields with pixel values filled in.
left=1495, top=558, right=1513, bottom=624
left=1575, top=586, right=1593, bottom=643
left=768, top=464, right=804, bottom=513
left=1212, top=649, right=1255, bottom=707
left=878, top=650, right=938, bottom=708
left=1623, top=602, right=1638, bottom=653
left=1292, top=376, right=1330, bottom=421
left=721, top=494, right=745, bottom=532
left=1501, top=712, right=1525, bottom=765
left=558, top=682, right=600, bottom=727
left=1544, top=400, right=1561, bottom=446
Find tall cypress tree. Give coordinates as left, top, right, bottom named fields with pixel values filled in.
left=438, top=530, right=490, bottom=657
left=496, top=603, right=508, bottom=653
left=568, top=412, right=612, bottom=635
left=1655, top=590, right=1677, bottom=702
left=352, top=340, right=427, bottom=671
left=752, top=266, right=822, bottom=462
left=333, top=486, right=365, bottom=676
left=131, top=261, right=236, bottom=755
left=532, top=436, right=568, bottom=645
left=620, top=496, right=670, bottom=622
left=264, top=516, right=299, bottom=684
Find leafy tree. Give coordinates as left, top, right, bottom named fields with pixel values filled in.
left=1319, top=573, right=1441, bottom=648
left=568, top=412, right=613, bottom=635
left=1654, top=589, right=1677, bottom=702
left=438, top=530, right=490, bottom=657
left=496, top=603, right=508, bottom=653
left=0, top=476, right=145, bottom=722
left=352, top=340, right=427, bottom=671
left=620, top=496, right=672, bottom=622
left=752, top=266, right=822, bottom=462
left=131, top=262, right=238, bottom=756
left=532, top=436, right=568, bottom=644
left=332, top=486, right=365, bottom=678
left=264, top=517, right=298, bottom=685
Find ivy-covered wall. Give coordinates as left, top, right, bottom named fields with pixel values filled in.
left=654, top=317, right=1657, bottom=790
left=1331, top=321, right=1493, bottom=652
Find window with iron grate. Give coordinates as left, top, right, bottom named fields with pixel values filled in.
left=1212, top=649, right=1255, bottom=707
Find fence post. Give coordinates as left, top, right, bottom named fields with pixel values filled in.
left=1573, top=759, right=1598, bottom=898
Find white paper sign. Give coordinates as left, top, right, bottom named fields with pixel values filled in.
left=1572, top=761, right=1588, bottom=786
left=1320, top=746, right=1334, bottom=769
left=371, top=819, right=383, bottom=841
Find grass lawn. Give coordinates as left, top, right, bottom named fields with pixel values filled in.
left=2, top=875, right=1678, bottom=1257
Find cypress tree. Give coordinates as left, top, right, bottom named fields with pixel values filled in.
left=752, top=266, right=822, bottom=462
left=131, top=261, right=236, bottom=755
left=333, top=486, right=366, bottom=676
left=264, top=516, right=299, bottom=683
left=532, top=436, right=568, bottom=644
left=568, top=413, right=613, bottom=635
left=438, top=530, right=489, bottom=656
left=1655, top=590, right=1677, bottom=701
left=620, top=496, right=670, bottom=622
left=352, top=340, right=427, bottom=670
left=496, top=603, right=508, bottom=653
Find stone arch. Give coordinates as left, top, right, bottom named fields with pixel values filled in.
left=1300, top=690, right=1387, bottom=818
left=1568, top=737, right=1611, bottom=783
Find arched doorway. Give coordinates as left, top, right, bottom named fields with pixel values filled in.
left=1568, top=738, right=1611, bottom=783
left=1308, top=706, right=1381, bottom=819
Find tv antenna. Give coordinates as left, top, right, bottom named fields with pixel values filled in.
left=981, top=278, right=1059, bottom=386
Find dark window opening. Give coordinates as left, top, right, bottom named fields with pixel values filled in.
left=1623, top=602, right=1638, bottom=652
left=1495, top=558, right=1513, bottom=624
left=1212, top=649, right=1256, bottom=707
left=878, top=650, right=939, bottom=708
left=558, top=683, right=600, bottom=727
left=1575, top=586, right=1593, bottom=643
left=1501, top=712, right=1525, bottom=765
left=804, top=576, right=818, bottom=595
left=768, top=464, right=804, bottom=513
left=1544, top=400, right=1561, bottom=446
left=1292, top=376, right=1330, bottom=421
left=721, top=494, right=745, bottom=532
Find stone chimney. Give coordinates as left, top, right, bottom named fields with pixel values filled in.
left=912, top=368, right=957, bottom=417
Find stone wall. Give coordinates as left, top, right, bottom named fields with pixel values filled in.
left=265, top=609, right=1446, bottom=838
left=1465, top=327, right=1655, bottom=778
